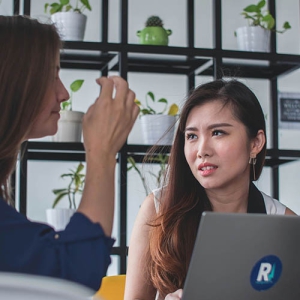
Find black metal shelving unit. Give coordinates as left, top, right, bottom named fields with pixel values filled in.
left=15, top=0, right=300, bottom=274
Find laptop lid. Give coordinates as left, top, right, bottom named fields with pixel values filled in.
left=181, top=212, right=300, bottom=300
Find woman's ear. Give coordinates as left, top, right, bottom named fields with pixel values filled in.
left=251, top=129, right=265, bottom=155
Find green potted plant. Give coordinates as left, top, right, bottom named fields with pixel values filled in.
left=44, top=0, right=92, bottom=41
left=135, top=91, right=179, bottom=145
left=128, top=154, right=169, bottom=196
left=235, top=0, right=291, bottom=52
left=52, top=79, right=85, bottom=142
left=46, top=162, right=85, bottom=230
left=137, top=15, right=172, bottom=46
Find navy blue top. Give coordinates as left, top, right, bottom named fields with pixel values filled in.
left=0, top=198, right=115, bottom=291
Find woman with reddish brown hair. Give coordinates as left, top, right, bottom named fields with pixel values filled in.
left=0, top=15, right=139, bottom=291
left=125, top=79, right=296, bottom=300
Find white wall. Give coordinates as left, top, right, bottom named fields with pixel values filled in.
left=2, top=0, right=300, bottom=275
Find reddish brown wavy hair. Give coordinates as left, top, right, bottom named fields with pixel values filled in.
left=147, top=79, right=267, bottom=298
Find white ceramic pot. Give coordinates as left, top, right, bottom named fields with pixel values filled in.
left=51, top=12, right=87, bottom=41
left=236, top=26, right=270, bottom=52
left=46, top=208, right=76, bottom=231
left=52, top=110, right=84, bottom=142
left=141, top=115, right=177, bottom=145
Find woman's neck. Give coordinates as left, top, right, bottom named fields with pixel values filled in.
left=205, top=183, right=250, bottom=213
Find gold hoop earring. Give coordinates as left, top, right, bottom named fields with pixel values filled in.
left=249, top=157, right=257, bottom=181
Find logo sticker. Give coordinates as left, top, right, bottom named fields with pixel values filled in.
left=250, top=255, right=282, bottom=291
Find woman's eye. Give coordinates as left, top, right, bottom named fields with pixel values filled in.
left=186, top=133, right=197, bottom=140
left=212, top=130, right=224, bottom=136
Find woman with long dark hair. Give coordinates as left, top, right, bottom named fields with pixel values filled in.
left=0, top=15, right=139, bottom=291
left=125, top=79, right=296, bottom=300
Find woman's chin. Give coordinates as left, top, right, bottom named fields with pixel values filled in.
left=26, top=126, right=58, bottom=140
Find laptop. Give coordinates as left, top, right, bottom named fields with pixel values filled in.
left=181, top=212, right=300, bottom=300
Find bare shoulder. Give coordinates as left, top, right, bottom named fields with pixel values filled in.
left=136, top=193, right=157, bottom=224
left=285, top=207, right=298, bottom=216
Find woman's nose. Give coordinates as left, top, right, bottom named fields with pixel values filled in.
left=58, top=79, right=70, bottom=103
left=197, top=138, right=211, bottom=158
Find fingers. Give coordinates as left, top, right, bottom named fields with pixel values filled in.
left=96, top=76, right=128, bottom=104
left=96, top=75, right=139, bottom=123
left=110, top=75, right=129, bottom=101
left=165, top=289, right=183, bottom=300
left=83, top=76, right=139, bottom=156
left=95, top=77, right=114, bottom=100
left=129, top=89, right=140, bottom=122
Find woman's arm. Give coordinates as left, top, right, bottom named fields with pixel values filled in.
left=285, top=207, right=297, bottom=215
left=0, top=201, right=113, bottom=291
left=77, top=76, right=139, bottom=236
left=124, top=194, right=158, bottom=300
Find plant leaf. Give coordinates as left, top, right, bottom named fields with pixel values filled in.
left=262, top=14, right=274, bottom=30
left=127, top=156, right=136, bottom=165
left=141, top=108, right=152, bottom=115
left=61, top=100, right=71, bottom=110
left=61, top=173, right=74, bottom=178
left=52, top=188, right=68, bottom=195
left=257, top=0, right=266, bottom=10
left=157, top=98, right=168, bottom=104
left=44, top=3, right=49, bottom=13
left=81, top=0, right=92, bottom=11
left=244, top=4, right=259, bottom=13
left=65, top=4, right=72, bottom=11
left=147, top=91, right=155, bottom=102
left=70, top=79, right=84, bottom=92
left=52, top=191, right=69, bottom=208
left=134, top=99, right=141, bottom=106
left=283, top=21, right=291, bottom=30
left=60, top=0, right=69, bottom=5
left=168, top=103, right=179, bottom=116
left=50, top=3, right=62, bottom=14
left=76, top=162, right=84, bottom=173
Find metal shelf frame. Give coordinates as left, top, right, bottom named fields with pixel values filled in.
left=15, top=0, right=300, bottom=274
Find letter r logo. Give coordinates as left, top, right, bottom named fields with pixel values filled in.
left=250, top=255, right=282, bottom=291
left=256, top=263, right=272, bottom=282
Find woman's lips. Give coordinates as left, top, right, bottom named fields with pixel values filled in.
left=198, top=163, right=218, bottom=176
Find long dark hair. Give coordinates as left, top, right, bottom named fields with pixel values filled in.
left=147, top=79, right=266, bottom=297
left=0, top=15, right=61, bottom=202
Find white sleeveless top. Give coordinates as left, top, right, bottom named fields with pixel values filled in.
left=152, top=187, right=286, bottom=215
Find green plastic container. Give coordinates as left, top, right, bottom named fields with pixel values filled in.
left=137, top=27, right=172, bottom=46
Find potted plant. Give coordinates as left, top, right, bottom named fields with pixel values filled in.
left=128, top=154, right=169, bottom=196
left=135, top=91, right=179, bottom=145
left=52, top=79, right=84, bottom=142
left=44, top=0, right=92, bottom=41
left=235, top=0, right=291, bottom=52
left=137, top=15, right=172, bottom=46
left=46, top=162, right=85, bottom=230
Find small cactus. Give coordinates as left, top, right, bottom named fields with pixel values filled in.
left=145, top=16, right=164, bottom=27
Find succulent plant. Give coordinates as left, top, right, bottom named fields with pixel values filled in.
left=145, top=16, right=164, bottom=27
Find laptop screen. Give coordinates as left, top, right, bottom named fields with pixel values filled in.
left=181, top=212, right=300, bottom=300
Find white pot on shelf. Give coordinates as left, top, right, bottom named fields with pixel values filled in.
left=141, top=114, right=177, bottom=145
left=46, top=208, right=76, bottom=231
left=52, top=110, right=84, bottom=142
left=51, top=12, right=87, bottom=41
left=236, top=26, right=270, bottom=52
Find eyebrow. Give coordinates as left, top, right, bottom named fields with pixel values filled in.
left=185, top=123, right=233, bottom=132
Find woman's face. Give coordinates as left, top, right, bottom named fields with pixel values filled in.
left=26, top=53, right=69, bottom=139
left=184, top=100, right=260, bottom=193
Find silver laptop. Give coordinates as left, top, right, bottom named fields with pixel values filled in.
left=182, top=212, right=300, bottom=300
